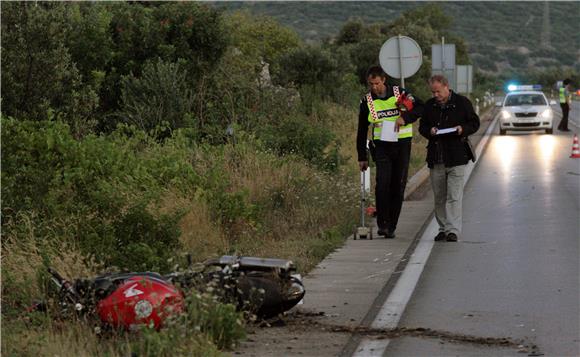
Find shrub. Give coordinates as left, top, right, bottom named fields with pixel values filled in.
left=256, top=112, right=334, bottom=164
left=1, top=3, right=100, bottom=137
left=276, top=45, right=339, bottom=87
left=117, top=59, right=195, bottom=135
left=336, top=19, right=364, bottom=45
left=130, top=292, right=244, bottom=356
left=1, top=118, right=197, bottom=272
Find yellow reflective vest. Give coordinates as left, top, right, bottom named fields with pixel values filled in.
left=366, top=89, right=412, bottom=140
left=559, top=87, right=570, bottom=104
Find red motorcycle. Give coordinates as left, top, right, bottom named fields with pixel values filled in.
left=39, top=255, right=305, bottom=331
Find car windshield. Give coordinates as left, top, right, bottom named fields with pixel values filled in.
left=505, top=94, right=547, bottom=106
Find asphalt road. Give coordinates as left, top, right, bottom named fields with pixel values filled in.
left=386, top=105, right=580, bottom=356
left=569, top=100, right=580, bottom=128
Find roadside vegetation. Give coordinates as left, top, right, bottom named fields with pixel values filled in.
left=2, top=2, right=496, bottom=356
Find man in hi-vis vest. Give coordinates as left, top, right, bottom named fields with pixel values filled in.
left=356, top=66, right=424, bottom=238
left=557, top=78, right=572, bottom=132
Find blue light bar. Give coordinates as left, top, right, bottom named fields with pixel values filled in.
left=507, top=84, right=542, bottom=91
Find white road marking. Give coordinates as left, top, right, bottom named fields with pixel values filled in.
left=352, top=116, right=498, bottom=356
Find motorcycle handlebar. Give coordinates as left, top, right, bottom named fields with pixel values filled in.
left=47, top=267, right=66, bottom=285
left=47, top=267, right=79, bottom=301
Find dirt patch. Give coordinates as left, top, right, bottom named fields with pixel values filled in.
left=239, top=309, right=543, bottom=356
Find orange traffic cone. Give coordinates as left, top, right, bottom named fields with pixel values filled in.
left=570, top=134, right=580, bottom=158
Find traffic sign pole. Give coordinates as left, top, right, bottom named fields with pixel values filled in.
left=397, top=35, right=405, bottom=88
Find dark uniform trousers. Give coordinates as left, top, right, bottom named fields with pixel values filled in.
left=558, top=103, right=570, bottom=130
left=373, top=139, right=411, bottom=231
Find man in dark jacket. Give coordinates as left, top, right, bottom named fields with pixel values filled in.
left=419, top=74, right=480, bottom=242
left=357, top=66, right=424, bottom=238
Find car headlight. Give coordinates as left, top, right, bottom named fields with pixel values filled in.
left=540, top=109, right=552, bottom=119
left=501, top=110, right=511, bottom=120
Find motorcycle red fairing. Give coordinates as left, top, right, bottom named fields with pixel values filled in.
left=97, top=275, right=185, bottom=330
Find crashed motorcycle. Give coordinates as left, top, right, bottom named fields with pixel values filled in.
left=37, top=255, right=305, bottom=331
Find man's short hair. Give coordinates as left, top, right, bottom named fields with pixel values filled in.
left=563, top=78, right=571, bottom=85
left=366, top=66, right=386, bottom=79
left=429, top=74, right=449, bottom=86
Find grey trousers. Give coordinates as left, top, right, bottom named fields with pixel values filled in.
left=430, top=164, right=466, bottom=236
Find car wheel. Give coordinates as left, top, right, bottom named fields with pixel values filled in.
left=546, top=128, right=553, bottom=134
left=500, top=128, right=507, bottom=135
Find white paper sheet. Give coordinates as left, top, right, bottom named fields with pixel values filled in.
left=379, top=121, right=398, bottom=142
left=435, top=127, right=457, bottom=135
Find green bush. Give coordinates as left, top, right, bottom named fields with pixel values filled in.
left=133, top=292, right=244, bottom=356
left=336, top=19, right=364, bottom=45
left=226, top=11, right=300, bottom=68
left=276, top=45, right=339, bottom=87
left=256, top=112, right=334, bottom=164
left=344, top=38, right=386, bottom=84
left=117, top=58, right=195, bottom=134
left=182, top=293, right=246, bottom=349
left=111, top=204, right=182, bottom=271
left=1, top=118, right=198, bottom=271
left=133, top=330, right=222, bottom=357
left=0, top=3, right=100, bottom=137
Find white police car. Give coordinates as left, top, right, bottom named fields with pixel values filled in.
left=496, top=85, right=556, bottom=135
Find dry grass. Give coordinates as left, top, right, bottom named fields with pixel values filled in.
left=177, top=201, right=229, bottom=260
left=2, top=321, right=124, bottom=357
left=410, top=126, right=428, bottom=176
left=2, top=213, right=100, bottom=308
left=155, top=190, right=229, bottom=262
left=1, top=212, right=223, bottom=357
left=326, top=105, right=360, bottom=169
left=1, top=213, right=111, bottom=357
left=171, top=139, right=358, bottom=272
left=216, top=127, right=359, bottom=271
left=136, top=105, right=361, bottom=272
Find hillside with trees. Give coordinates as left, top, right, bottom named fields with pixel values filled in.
left=214, top=2, right=580, bottom=78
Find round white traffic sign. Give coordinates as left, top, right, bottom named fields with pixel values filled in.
left=379, top=35, right=422, bottom=79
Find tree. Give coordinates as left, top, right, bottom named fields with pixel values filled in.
left=152, top=2, right=228, bottom=78
left=343, top=38, right=386, bottom=84
left=117, top=59, right=194, bottom=134
left=66, top=3, right=113, bottom=80
left=226, top=11, right=300, bottom=67
left=336, top=19, right=364, bottom=45
left=1, top=2, right=99, bottom=137
left=98, top=2, right=228, bottom=130
left=277, top=45, right=338, bottom=87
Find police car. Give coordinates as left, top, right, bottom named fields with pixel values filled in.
left=496, top=85, right=557, bottom=135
